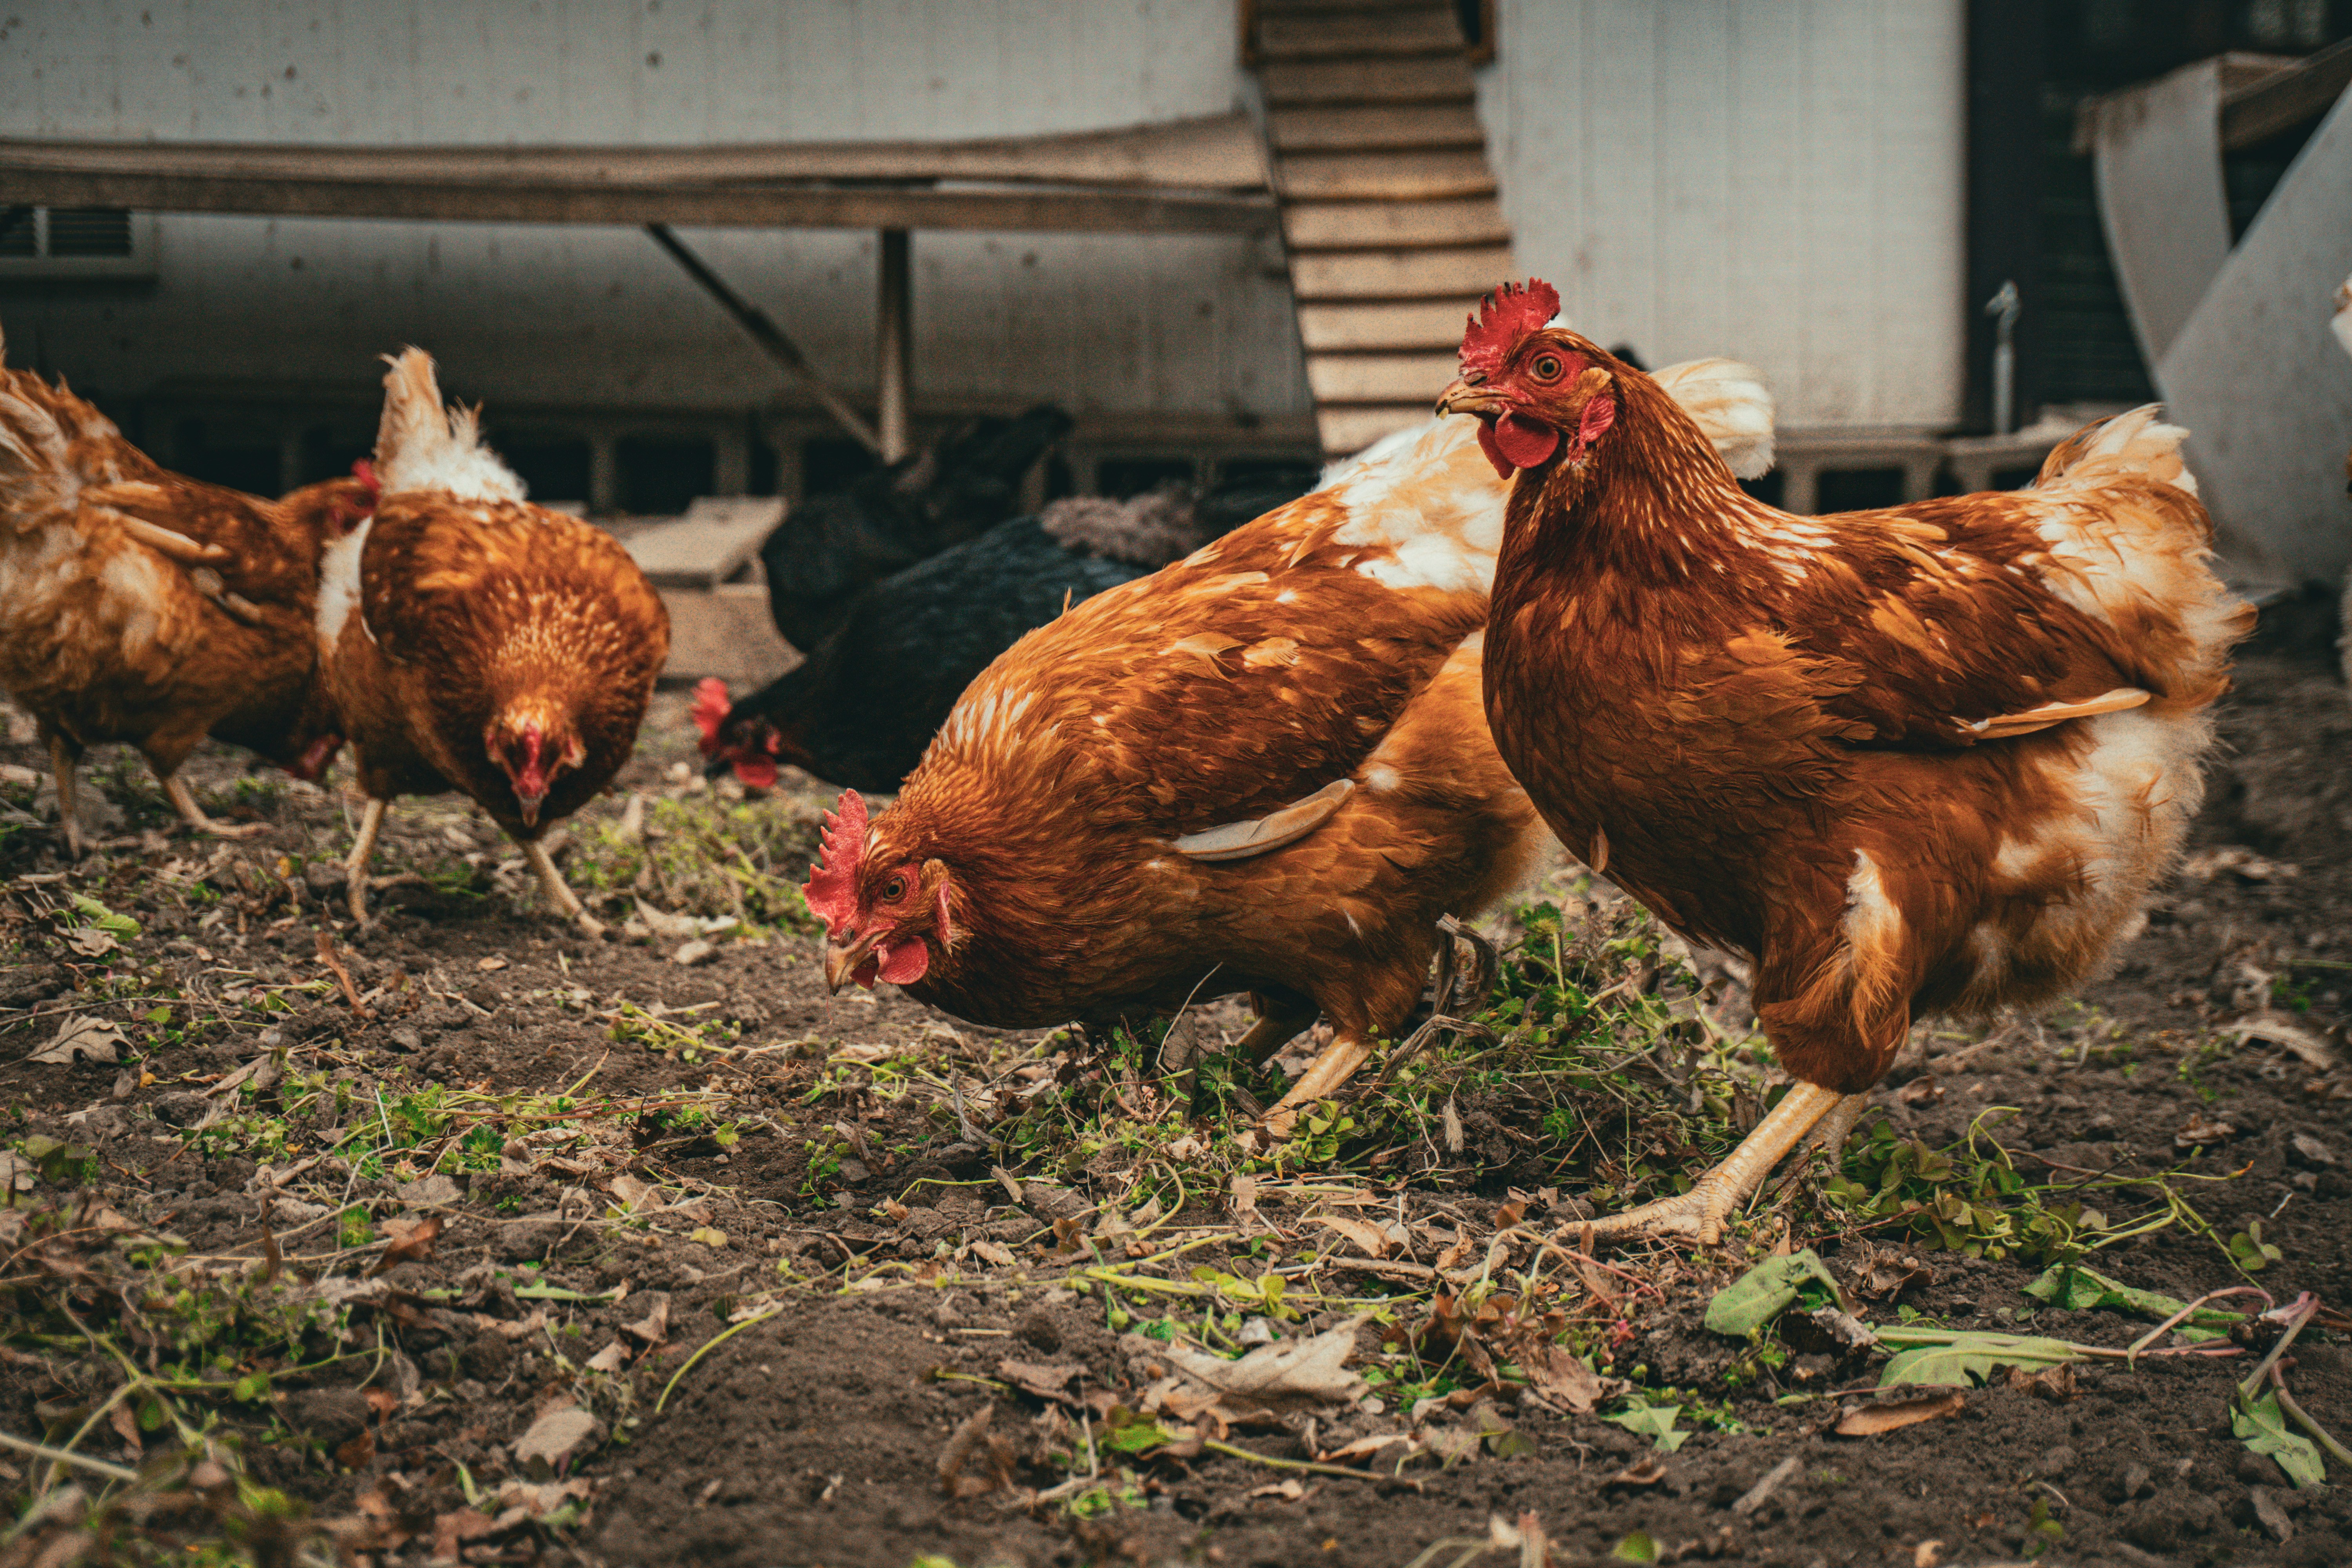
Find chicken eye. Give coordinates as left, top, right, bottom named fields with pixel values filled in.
left=1532, top=354, right=1564, bottom=381
left=882, top=876, right=908, bottom=902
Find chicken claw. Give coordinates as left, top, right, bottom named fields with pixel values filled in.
left=162, top=776, right=265, bottom=840
left=1575, top=1082, right=1864, bottom=1244
left=521, top=837, right=606, bottom=938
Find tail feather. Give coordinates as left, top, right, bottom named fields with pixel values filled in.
left=371, top=347, right=528, bottom=503
left=2033, top=405, right=2198, bottom=502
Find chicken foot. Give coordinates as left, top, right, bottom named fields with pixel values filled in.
left=49, top=736, right=83, bottom=859
left=1259, top=1032, right=1378, bottom=1140
left=1574, top=1081, right=1865, bottom=1245
left=343, top=798, right=388, bottom=924
left=517, top=835, right=606, bottom=939
left=161, top=775, right=265, bottom=840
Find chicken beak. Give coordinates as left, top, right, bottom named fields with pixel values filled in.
left=1435, top=376, right=1507, bottom=419
left=823, top=929, right=882, bottom=995
left=515, top=791, right=545, bottom=829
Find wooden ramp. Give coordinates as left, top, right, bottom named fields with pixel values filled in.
left=1250, top=0, right=1514, bottom=456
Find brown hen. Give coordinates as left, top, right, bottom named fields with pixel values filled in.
left=320, top=350, right=668, bottom=935
left=1445, top=279, right=2251, bottom=1241
left=0, top=334, right=370, bottom=853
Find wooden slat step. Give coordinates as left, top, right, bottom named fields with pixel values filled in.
left=1297, top=298, right=1488, bottom=351
left=1292, top=243, right=1514, bottom=301
left=1281, top=196, right=1507, bottom=250
left=1275, top=149, right=1494, bottom=200
left=1258, top=57, right=1474, bottom=105
left=1307, top=351, right=1461, bottom=403
left=1267, top=104, right=1488, bottom=153
left=1318, top=404, right=1436, bottom=455
left=1257, top=9, right=1463, bottom=60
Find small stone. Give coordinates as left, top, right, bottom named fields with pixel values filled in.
left=396, top=1174, right=462, bottom=1209
left=389, top=1027, right=424, bottom=1052
left=2248, top=1486, right=2293, bottom=1543
left=2037, top=1445, right=2076, bottom=1477
left=151, top=1091, right=212, bottom=1128
left=2121, top=1462, right=2153, bottom=1498
left=511, top=1406, right=602, bottom=1479
left=670, top=939, right=715, bottom=967
left=495, top=1221, right=561, bottom=1264
left=1017, top=1308, right=1062, bottom=1354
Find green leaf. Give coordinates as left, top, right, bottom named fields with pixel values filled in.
left=1604, top=1400, right=1689, bottom=1452
left=1876, top=1331, right=2087, bottom=1388
left=1703, top=1249, right=1844, bottom=1337
left=2232, top=1391, right=2327, bottom=1488
left=1612, top=1532, right=1661, bottom=1562
left=2021, top=1263, right=2240, bottom=1341
left=2227, top=1222, right=2283, bottom=1274
left=70, top=893, right=140, bottom=938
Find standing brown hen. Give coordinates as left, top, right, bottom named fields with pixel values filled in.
left=319, top=350, right=668, bottom=934
left=0, top=332, right=370, bottom=853
left=1446, top=279, right=2250, bottom=1241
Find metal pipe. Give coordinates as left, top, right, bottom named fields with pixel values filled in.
left=644, top=222, right=881, bottom=456
left=1985, top=279, right=2020, bottom=436
left=877, top=228, right=912, bottom=463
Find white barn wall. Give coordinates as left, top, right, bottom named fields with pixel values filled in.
left=1477, top=0, right=1967, bottom=430
left=0, top=0, right=1303, bottom=425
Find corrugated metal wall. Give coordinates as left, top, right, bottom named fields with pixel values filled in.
left=1478, top=0, right=1967, bottom=430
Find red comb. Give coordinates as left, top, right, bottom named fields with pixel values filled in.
left=689, top=677, right=732, bottom=749
left=1459, top=279, right=1562, bottom=377
left=352, top=458, right=381, bottom=497
left=802, top=789, right=868, bottom=932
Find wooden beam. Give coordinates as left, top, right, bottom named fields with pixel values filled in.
left=1281, top=197, right=1508, bottom=250
left=1305, top=351, right=1459, bottom=403
left=1256, top=8, right=1461, bottom=60
left=644, top=223, right=881, bottom=455
left=2221, top=36, right=2352, bottom=150
left=1266, top=104, right=1488, bottom=152
left=1258, top=57, right=1475, bottom=106
left=1273, top=150, right=1495, bottom=201
left=1291, top=244, right=1515, bottom=301
left=877, top=229, right=912, bottom=464
left=0, top=163, right=1275, bottom=235
left=1295, top=298, right=1485, bottom=351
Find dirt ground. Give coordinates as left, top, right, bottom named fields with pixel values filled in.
left=0, top=593, right=2348, bottom=1568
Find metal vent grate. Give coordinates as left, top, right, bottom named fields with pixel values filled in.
left=44, top=207, right=134, bottom=258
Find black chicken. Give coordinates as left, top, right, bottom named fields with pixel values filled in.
left=760, top=404, right=1073, bottom=652
left=699, top=477, right=1311, bottom=791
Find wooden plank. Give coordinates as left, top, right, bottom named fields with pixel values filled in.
left=1297, top=298, right=1485, bottom=350
left=1257, top=9, right=1462, bottom=60
left=1267, top=104, right=1488, bottom=152
left=620, top=497, right=786, bottom=589
left=1316, top=404, right=1433, bottom=454
left=1275, top=149, right=1495, bottom=200
left=0, top=114, right=1269, bottom=193
left=1258, top=57, right=1474, bottom=105
left=1281, top=196, right=1508, bottom=250
left=2221, top=36, right=2352, bottom=150
left=1291, top=244, right=1515, bottom=301
left=0, top=164, right=1277, bottom=234
left=657, top=582, right=796, bottom=686
left=1305, top=351, right=1460, bottom=403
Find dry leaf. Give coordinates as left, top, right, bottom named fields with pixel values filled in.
left=2176, top=1111, right=2235, bottom=1149
left=108, top=1402, right=140, bottom=1449
left=1834, top=1390, right=1966, bottom=1436
left=585, top=1341, right=629, bottom=1374
left=1604, top=1455, right=1669, bottom=1487
left=1505, top=1335, right=1618, bottom=1414
left=1151, top=1315, right=1369, bottom=1409
left=367, top=1214, right=443, bottom=1277
left=688, top=1226, right=730, bottom=1249
left=936, top=1404, right=1012, bottom=1499
left=431, top=1508, right=499, bottom=1561
left=1316, top=1214, right=1389, bottom=1258
left=336, top=1430, right=376, bottom=1471
left=2005, top=1362, right=2076, bottom=1403
left=362, top=1388, right=400, bottom=1418
left=31, top=1015, right=125, bottom=1065
left=1913, top=1543, right=1945, bottom=1568
left=996, top=1359, right=1085, bottom=1405
left=609, top=1174, right=652, bottom=1210
left=1895, top=1076, right=1943, bottom=1105
left=968, top=1239, right=1015, bottom=1268
left=1247, top=1478, right=1307, bottom=1501
left=623, top=1294, right=670, bottom=1346
left=475, top=957, right=508, bottom=973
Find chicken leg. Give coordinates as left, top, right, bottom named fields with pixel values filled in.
left=161, top=775, right=265, bottom=840
left=344, top=797, right=387, bottom=924
left=518, top=835, right=606, bottom=938
left=1259, top=1033, right=1377, bottom=1138
left=1576, top=1081, right=1866, bottom=1244
left=49, top=735, right=83, bottom=858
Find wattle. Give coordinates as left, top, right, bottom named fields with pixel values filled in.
left=1493, top=413, right=1561, bottom=471
left=876, top=939, right=929, bottom=985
